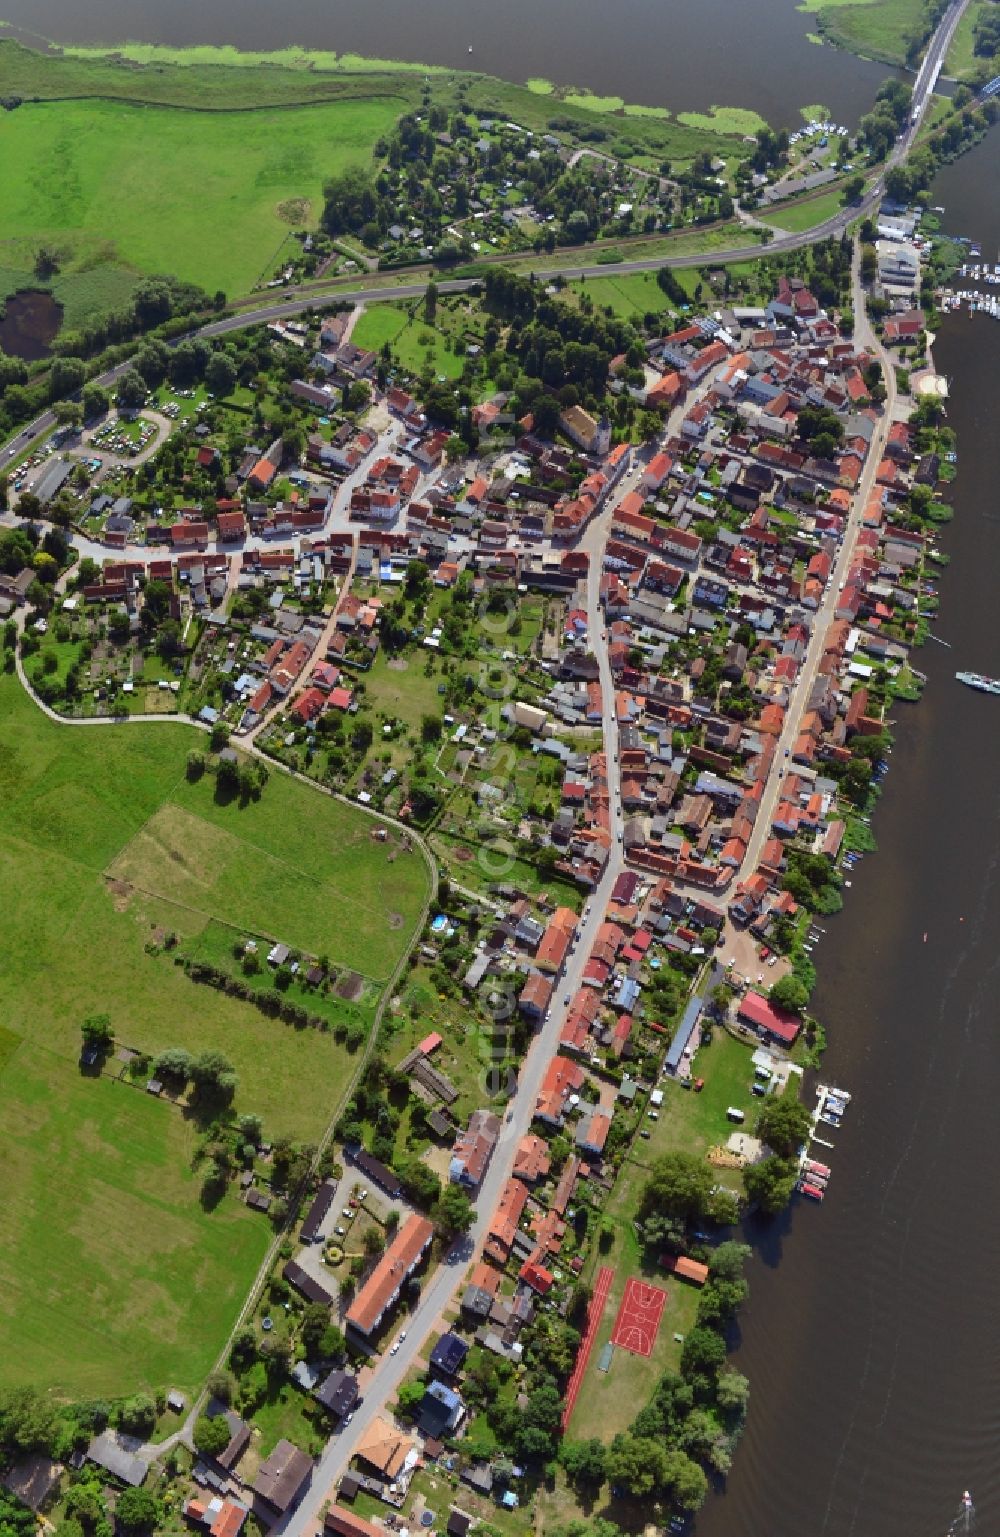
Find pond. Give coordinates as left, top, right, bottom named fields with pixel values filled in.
left=0, top=289, right=64, bottom=360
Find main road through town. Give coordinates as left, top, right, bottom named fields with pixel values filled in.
left=0, top=0, right=970, bottom=470
left=269, top=376, right=714, bottom=1537
left=724, top=238, right=899, bottom=901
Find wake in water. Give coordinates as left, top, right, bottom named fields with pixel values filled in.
left=945, top=1491, right=975, bottom=1535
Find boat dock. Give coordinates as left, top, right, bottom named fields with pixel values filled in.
left=797, top=1084, right=852, bottom=1201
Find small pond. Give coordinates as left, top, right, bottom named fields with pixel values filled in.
left=0, top=289, right=64, bottom=360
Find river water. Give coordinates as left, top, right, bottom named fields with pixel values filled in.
left=2, top=0, right=893, bottom=126
left=696, top=130, right=1000, bottom=1537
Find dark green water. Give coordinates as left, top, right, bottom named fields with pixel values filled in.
left=2, top=0, right=892, bottom=127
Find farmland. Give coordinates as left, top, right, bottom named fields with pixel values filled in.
left=0, top=1045, right=268, bottom=1399
left=0, top=675, right=429, bottom=1394
left=0, top=94, right=402, bottom=299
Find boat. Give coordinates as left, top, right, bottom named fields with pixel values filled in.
left=798, top=1181, right=825, bottom=1201
left=956, top=670, right=1000, bottom=695
left=946, top=1489, right=975, bottom=1535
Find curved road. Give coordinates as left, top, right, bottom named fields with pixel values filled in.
left=1, top=0, right=969, bottom=470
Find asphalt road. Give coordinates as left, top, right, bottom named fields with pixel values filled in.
left=725, top=238, right=899, bottom=915
left=1, top=0, right=970, bottom=472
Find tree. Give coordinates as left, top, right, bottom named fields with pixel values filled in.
left=189, top=1050, right=238, bottom=1102
left=756, top=1093, right=811, bottom=1157
left=0, top=1385, right=59, bottom=1455
left=663, top=1447, right=708, bottom=1511
left=113, top=1490, right=159, bottom=1533
left=81, top=383, right=110, bottom=421
left=432, top=1183, right=474, bottom=1236
left=560, top=1437, right=606, bottom=1489
left=0, top=1489, right=41, bottom=1537
left=423, top=281, right=438, bottom=323
left=743, top=1153, right=798, bottom=1214
left=134, top=341, right=170, bottom=390
left=115, top=369, right=147, bottom=412
left=768, top=973, right=808, bottom=1013
left=193, top=1413, right=232, bottom=1457
left=396, top=1378, right=426, bottom=1418
left=605, top=1434, right=669, bottom=1497
left=638, top=1149, right=736, bottom=1243
left=679, top=1326, right=726, bottom=1383
left=716, top=1368, right=750, bottom=1415
left=709, top=1240, right=751, bottom=1281
left=154, top=1046, right=193, bottom=1087
left=118, top=1394, right=156, bottom=1437
left=205, top=351, right=237, bottom=399
left=49, top=356, right=85, bottom=399
left=81, top=1013, right=114, bottom=1053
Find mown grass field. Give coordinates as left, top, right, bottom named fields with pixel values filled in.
left=0, top=676, right=428, bottom=1395
left=768, top=184, right=848, bottom=232
left=0, top=95, right=402, bottom=298
left=352, top=304, right=467, bottom=381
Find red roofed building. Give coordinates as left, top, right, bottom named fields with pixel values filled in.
left=519, top=1258, right=555, bottom=1294
left=737, top=989, right=801, bottom=1047
left=345, top=1213, right=433, bottom=1335
left=291, top=687, right=325, bottom=724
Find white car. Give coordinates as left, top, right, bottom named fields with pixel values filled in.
left=398, top=1330, right=407, bottom=1342
left=389, top=1342, right=400, bottom=1355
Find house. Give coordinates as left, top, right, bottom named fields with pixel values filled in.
left=325, top=1507, right=385, bottom=1537
left=354, top=1418, right=414, bottom=1480
left=737, top=989, right=801, bottom=1048
left=350, top=1147, right=403, bottom=1198
left=300, top=1179, right=337, bottom=1243
left=450, top=1109, right=501, bottom=1189
left=282, top=1260, right=334, bottom=1308
left=86, top=1434, right=147, bottom=1487
left=430, top=1332, right=470, bottom=1380
left=535, top=906, right=577, bottom=973
left=1, top=1456, right=61, bottom=1512
left=518, top=970, right=553, bottom=1021
left=345, top=1213, right=434, bottom=1335
left=672, top=1255, right=710, bottom=1286
left=184, top=1498, right=249, bottom=1537
left=253, top=1440, right=313, bottom=1514
left=559, top=406, right=610, bottom=454
left=314, top=1369, right=360, bottom=1420
left=513, top=1133, right=551, bottom=1183
left=419, top=1381, right=465, bottom=1439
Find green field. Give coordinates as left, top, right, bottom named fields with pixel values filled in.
left=352, top=304, right=467, bottom=380
left=944, top=0, right=994, bottom=78
left=768, top=185, right=848, bottom=232
left=802, top=0, right=932, bottom=65
left=0, top=1044, right=268, bottom=1399
left=0, top=676, right=429, bottom=1396
left=0, top=95, right=401, bottom=298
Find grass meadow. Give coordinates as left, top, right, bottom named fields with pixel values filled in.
left=0, top=676, right=428, bottom=1396
left=0, top=95, right=401, bottom=298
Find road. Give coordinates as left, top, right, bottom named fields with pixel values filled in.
left=725, top=236, right=898, bottom=911
left=272, top=505, right=631, bottom=1537
left=0, top=0, right=969, bottom=473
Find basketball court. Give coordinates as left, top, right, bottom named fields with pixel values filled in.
left=610, top=1277, right=667, bottom=1357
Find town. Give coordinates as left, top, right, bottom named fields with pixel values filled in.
left=0, top=195, right=956, bottom=1537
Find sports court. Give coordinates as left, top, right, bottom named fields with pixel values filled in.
left=610, top=1277, right=668, bottom=1357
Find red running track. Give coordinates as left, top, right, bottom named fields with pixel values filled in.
left=562, top=1264, right=615, bottom=1431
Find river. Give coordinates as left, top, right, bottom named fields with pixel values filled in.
left=2, top=0, right=892, bottom=127
left=695, top=130, right=1000, bottom=1537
